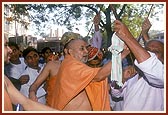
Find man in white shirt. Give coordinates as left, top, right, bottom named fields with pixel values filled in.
left=4, top=42, right=27, bottom=90
left=20, top=47, right=46, bottom=104
left=112, top=20, right=164, bottom=111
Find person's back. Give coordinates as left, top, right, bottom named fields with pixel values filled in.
left=29, top=60, right=61, bottom=106
left=45, top=61, right=61, bottom=105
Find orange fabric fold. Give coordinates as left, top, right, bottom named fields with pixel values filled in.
left=85, top=79, right=110, bottom=111
left=50, top=55, right=110, bottom=111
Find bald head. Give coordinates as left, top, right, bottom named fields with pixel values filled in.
left=65, top=38, right=87, bottom=49
left=145, top=39, right=164, bottom=64
left=64, top=38, right=89, bottom=63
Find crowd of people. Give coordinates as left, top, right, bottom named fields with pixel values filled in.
left=3, top=13, right=164, bottom=112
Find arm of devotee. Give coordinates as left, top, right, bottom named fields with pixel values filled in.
left=92, top=13, right=102, bottom=49
left=92, top=31, right=102, bottom=49
left=93, top=61, right=112, bottom=82
left=92, top=47, right=130, bottom=82
left=114, top=20, right=150, bottom=63
left=134, top=52, right=164, bottom=87
left=29, top=62, right=51, bottom=101
left=141, top=18, right=152, bottom=42
left=4, top=76, right=57, bottom=111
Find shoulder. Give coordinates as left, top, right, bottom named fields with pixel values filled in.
left=46, top=61, right=61, bottom=66
left=44, top=61, right=61, bottom=70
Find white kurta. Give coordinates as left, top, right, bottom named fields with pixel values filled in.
left=5, top=58, right=27, bottom=79
left=122, top=52, right=164, bottom=111
left=20, top=64, right=46, bottom=104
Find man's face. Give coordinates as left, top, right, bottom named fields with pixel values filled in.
left=24, top=51, right=39, bottom=69
left=43, top=49, right=52, bottom=61
left=68, top=39, right=89, bottom=63
left=9, top=46, right=20, bottom=62
left=4, top=38, right=12, bottom=64
left=87, top=59, right=101, bottom=68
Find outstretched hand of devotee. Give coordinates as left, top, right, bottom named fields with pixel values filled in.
left=93, top=13, right=101, bottom=26
left=114, top=20, right=134, bottom=42
left=141, top=18, right=152, bottom=35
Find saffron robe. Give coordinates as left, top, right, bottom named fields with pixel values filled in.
left=50, top=55, right=110, bottom=111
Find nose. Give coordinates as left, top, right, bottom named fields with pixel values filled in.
left=7, top=46, right=12, bottom=54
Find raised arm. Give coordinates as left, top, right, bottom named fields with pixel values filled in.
left=141, top=18, right=152, bottom=42
left=91, top=13, right=102, bottom=49
left=29, top=62, right=51, bottom=101
left=114, top=20, right=150, bottom=63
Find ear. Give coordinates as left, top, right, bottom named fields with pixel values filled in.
left=64, top=49, right=68, bottom=54
left=68, top=49, right=73, bottom=55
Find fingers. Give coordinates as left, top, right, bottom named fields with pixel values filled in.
left=19, top=75, right=30, bottom=84
left=142, top=18, right=152, bottom=31
left=93, top=13, right=101, bottom=25
left=113, top=20, right=125, bottom=33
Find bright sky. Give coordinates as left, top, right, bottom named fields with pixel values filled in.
left=28, top=3, right=165, bottom=39
left=31, top=18, right=164, bottom=39
left=149, top=15, right=164, bottom=32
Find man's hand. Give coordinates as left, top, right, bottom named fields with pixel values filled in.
left=114, top=20, right=134, bottom=42
left=141, top=18, right=152, bottom=41
left=29, top=91, right=38, bottom=102
left=141, top=18, right=152, bottom=35
left=19, top=75, right=29, bottom=85
left=93, top=13, right=101, bottom=26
